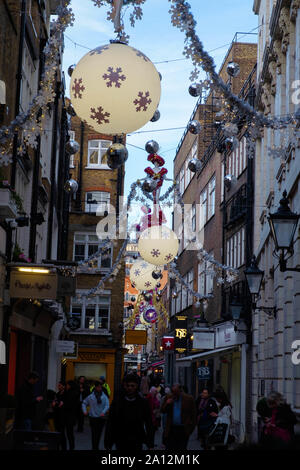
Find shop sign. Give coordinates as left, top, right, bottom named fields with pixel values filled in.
left=56, top=341, right=75, bottom=353
left=63, top=343, right=78, bottom=359
left=125, top=329, right=147, bottom=345
left=197, top=366, right=211, bottom=380
left=175, top=316, right=187, bottom=353
left=10, top=271, right=57, bottom=299
left=193, top=331, right=215, bottom=350
left=215, top=321, right=246, bottom=348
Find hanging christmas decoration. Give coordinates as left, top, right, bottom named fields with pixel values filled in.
left=145, top=140, right=159, bottom=154
left=64, top=179, right=79, bottom=194
left=68, top=64, right=76, bottom=77
left=129, top=259, right=162, bottom=291
left=150, top=109, right=161, bottom=122
left=65, top=139, right=80, bottom=154
left=188, top=157, right=201, bottom=173
left=106, top=142, right=128, bottom=169
left=142, top=177, right=158, bottom=193
left=138, top=225, right=179, bottom=266
left=69, top=42, right=161, bottom=135
left=188, top=120, right=201, bottom=134
left=226, top=61, right=240, bottom=78
left=143, top=306, right=158, bottom=324
left=188, top=82, right=202, bottom=97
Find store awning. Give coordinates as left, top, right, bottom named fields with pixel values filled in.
left=176, top=346, right=237, bottom=366
left=149, top=360, right=165, bottom=368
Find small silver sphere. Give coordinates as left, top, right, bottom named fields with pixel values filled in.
left=188, top=120, right=201, bottom=134
left=188, top=158, right=201, bottom=173
left=64, top=179, right=78, bottom=194
left=150, top=109, right=161, bottom=122
left=142, top=177, right=158, bottom=193
left=227, top=61, right=240, bottom=77
left=145, top=140, right=159, bottom=154
left=68, top=64, right=76, bottom=77
left=66, top=139, right=80, bottom=155
left=188, top=83, right=202, bottom=97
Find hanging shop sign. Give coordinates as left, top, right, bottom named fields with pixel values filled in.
left=161, top=336, right=175, bottom=351
left=10, top=271, right=57, bottom=299
left=215, top=321, right=246, bottom=349
left=125, top=329, right=147, bottom=345
left=175, top=315, right=188, bottom=353
left=56, top=341, right=75, bottom=354
left=197, top=366, right=212, bottom=380
left=63, top=342, right=78, bottom=360
left=193, top=331, right=215, bottom=350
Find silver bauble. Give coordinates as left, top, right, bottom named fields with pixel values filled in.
left=188, top=158, right=201, bottom=173
left=142, top=177, right=158, bottom=193
left=150, top=109, right=160, bottom=122
left=188, top=120, right=201, bottom=134
left=106, top=143, right=128, bottom=169
left=152, top=270, right=162, bottom=280
left=188, top=83, right=202, bottom=97
left=64, top=179, right=78, bottom=194
left=226, top=61, right=240, bottom=77
left=66, top=139, right=80, bottom=155
left=225, top=136, right=239, bottom=151
left=145, top=140, right=159, bottom=154
left=67, top=64, right=76, bottom=77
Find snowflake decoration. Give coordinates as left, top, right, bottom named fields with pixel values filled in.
left=161, top=231, right=170, bottom=240
left=268, top=146, right=286, bottom=159
left=90, top=106, right=110, bottom=125
left=72, top=78, right=85, bottom=99
left=134, top=269, right=141, bottom=277
left=0, top=152, right=12, bottom=166
left=132, top=47, right=150, bottom=62
left=144, top=281, right=152, bottom=288
left=102, top=67, right=126, bottom=88
left=151, top=248, right=160, bottom=258
left=141, top=262, right=148, bottom=269
left=223, top=123, right=239, bottom=137
left=133, top=91, right=152, bottom=112
left=164, top=253, right=174, bottom=262
left=89, top=45, right=109, bottom=56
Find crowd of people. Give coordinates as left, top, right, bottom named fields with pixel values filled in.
left=13, top=370, right=298, bottom=451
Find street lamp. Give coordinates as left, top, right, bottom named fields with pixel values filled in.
left=268, top=190, right=300, bottom=272
left=230, top=296, right=243, bottom=321
left=244, top=256, right=277, bottom=318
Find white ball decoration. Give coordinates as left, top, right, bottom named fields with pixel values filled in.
left=130, top=259, right=162, bottom=291
left=69, top=42, right=161, bottom=135
left=138, top=225, right=179, bottom=266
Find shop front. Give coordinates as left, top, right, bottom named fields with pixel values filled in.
left=176, top=321, right=248, bottom=442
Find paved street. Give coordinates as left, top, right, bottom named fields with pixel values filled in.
left=73, top=417, right=202, bottom=451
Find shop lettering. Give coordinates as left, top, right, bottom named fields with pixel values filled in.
left=14, top=280, right=52, bottom=291
left=176, top=328, right=187, bottom=339
left=224, top=330, right=231, bottom=342
left=291, top=340, right=300, bottom=365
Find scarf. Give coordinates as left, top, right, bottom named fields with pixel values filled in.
left=94, top=390, right=102, bottom=404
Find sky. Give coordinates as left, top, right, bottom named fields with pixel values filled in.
left=63, top=0, right=258, bottom=200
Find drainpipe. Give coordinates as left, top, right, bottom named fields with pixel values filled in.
left=46, top=79, right=61, bottom=259
left=75, top=121, right=84, bottom=212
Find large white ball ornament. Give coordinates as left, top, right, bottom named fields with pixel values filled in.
left=138, top=225, right=179, bottom=266
left=130, top=259, right=162, bottom=291
left=69, top=42, right=161, bottom=135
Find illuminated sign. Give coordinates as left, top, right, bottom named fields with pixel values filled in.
left=10, top=271, right=57, bottom=299
left=174, top=316, right=187, bottom=353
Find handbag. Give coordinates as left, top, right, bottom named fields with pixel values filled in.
left=207, top=422, right=229, bottom=446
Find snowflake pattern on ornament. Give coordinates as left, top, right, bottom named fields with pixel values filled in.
left=90, top=106, right=110, bottom=125
left=89, top=45, right=109, bottom=56
left=133, top=91, right=152, bottom=112
left=164, top=253, right=173, bottom=262
left=72, top=78, right=85, bottom=99
left=132, top=47, right=150, bottom=62
left=144, top=281, right=151, bottom=288
left=0, top=153, right=12, bottom=166
left=151, top=248, right=160, bottom=258
left=141, top=262, right=148, bottom=269
left=134, top=269, right=141, bottom=277
left=102, top=67, right=126, bottom=88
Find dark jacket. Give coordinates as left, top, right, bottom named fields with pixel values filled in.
left=271, top=404, right=297, bottom=434
left=161, top=392, right=197, bottom=439
left=196, top=395, right=218, bottom=426
left=63, top=388, right=80, bottom=425
left=104, top=393, right=154, bottom=449
left=78, top=383, right=90, bottom=403
left=15, top=380, right=37, bottom=424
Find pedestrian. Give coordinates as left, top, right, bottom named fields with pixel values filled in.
left=82, top=381, right=110, bottom=450
left=196, top=388, right=218, bottom=449
left=45, top=389, right=56, bottom=432
left=77, top=376, right=90, bottom=432
left=99, top=376, right=111, bottom=398
left=160, top=383, right=197, bottom=451
left=146, top=386, right=161, bottom=447
left=207, top=390, right=232, bottom=450
left=15, top=371, right=44, bottom=431
left=140, top=370, right=150, bottom=397
left=63, top=380, right=80, bottom=450
left=257, top=391, right=297, bottom=448
left=104, top=373, right=154, bottom=452
left=52, top=381, right=67, bottom=450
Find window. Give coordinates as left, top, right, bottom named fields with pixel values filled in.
left=179, top=166, right=185, bottom=195
left=69, top=131, right=76, bottom=168
left=198, top=257, right=214, bottom=296
left=191, top=203, right=196, bottom=232
left=175, top=282, right=182, bottom=314
left=188, top=269, right=194, bottom=305
left=199, top=175, right=216, bottom=229
left=74, top=233, right=112, bottom=269
left=71, top=293, right=111, bottom=330
left=227, top=137, right=247, bottom=179
left=226, top=227, right=245, bottom=268
left=87, top=139, right=111, bottom=168
left=85, top=191, right=110, bottom=213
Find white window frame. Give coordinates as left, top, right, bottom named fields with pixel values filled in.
left=226, top=227, right=245, bottom=268
left=70, top=290, right=111, bottom=332
left=73, top=233, right=112, bottom=270
left=198, top=258, right=213, bottom=296
left=85, top=191, right=110, bottom=213
left=87, top=139, right=111, bottom=169
left=188, top=269, right=194, bottom=306
left=208, top=175, right=216, bottom=220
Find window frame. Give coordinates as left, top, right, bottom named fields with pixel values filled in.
left=70, top=291, right=111, bottom=332
left=87, top=139, right=111, bottom=169
left=73, top=233, right=113, bottom=270
left=85, top=191, right=110, bottom=214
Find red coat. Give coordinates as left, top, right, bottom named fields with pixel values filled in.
left=144, top=167, right=168, bottom=188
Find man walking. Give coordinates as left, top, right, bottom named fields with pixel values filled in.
left=104, top=374, right=154, bottom=452
left=161, top=383, right=197, bottom=450
left=15, top=371, right=44, bottom=430
left=82, top=381, right=109, bottom=451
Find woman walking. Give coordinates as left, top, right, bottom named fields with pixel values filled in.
left=63, top=380, right=80, bottom=450
left=82, top=381, right=110, bottom=450
left=146, top=386, right=161, bottom=447
left=208, top=390, right=232, bottom=450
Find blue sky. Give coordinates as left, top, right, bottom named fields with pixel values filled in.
left=63, top=0, right=258, bottom=197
